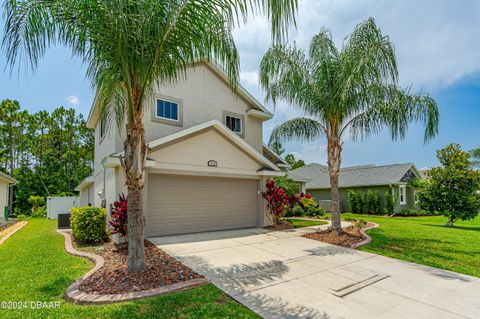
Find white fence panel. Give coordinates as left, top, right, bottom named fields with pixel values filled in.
left=46, top=197, right=80, bottom=219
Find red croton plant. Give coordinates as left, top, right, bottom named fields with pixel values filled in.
left=261, top=179, right=290, bottom=228
left=109, top=194, right=128, bottom=238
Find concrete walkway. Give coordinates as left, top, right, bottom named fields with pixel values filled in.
left=150, top=224, right=480, bottom=319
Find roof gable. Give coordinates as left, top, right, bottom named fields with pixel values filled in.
left=107, top=119, right=280, bottom=172
left=289, top=163, right=420, bottom=189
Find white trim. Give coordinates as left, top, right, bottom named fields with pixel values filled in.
left=247, top=109, right=273, bottom=120
left=399, top=185, right=407, bottom=205
left=74, top=176, right=94, bottom=191
left=155, top=97, right=180, bottom=122
left=0, top=171, right=17, bottom=184
left=256, top=170, right=285, bottom=177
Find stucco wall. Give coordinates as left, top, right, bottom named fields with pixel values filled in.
left=0, top=181, right=8, bottom=222
left=79, top=184, right=95, bottom=206
left=115, top=63, right=265, bottom=152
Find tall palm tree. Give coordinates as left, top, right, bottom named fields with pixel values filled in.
left=3, top=0, right=298, bottom=272
left=260, top=18, right=439, bottom=234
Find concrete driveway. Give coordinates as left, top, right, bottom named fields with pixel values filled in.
left=150, top=225, right=480, bottom=319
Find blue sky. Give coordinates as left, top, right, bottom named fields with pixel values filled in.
left=1, top=0, right=479, bottom=169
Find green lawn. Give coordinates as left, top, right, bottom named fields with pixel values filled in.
left=340, top=213, right=480, bottom=277
left=0, top=218, right=259, bottom=319
left=284, top=218, right=329, bottom=228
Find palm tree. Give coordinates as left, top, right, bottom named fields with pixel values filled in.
left=260, top=18, right=439, bottom=234
left=3, top=0, right=298, bottom=272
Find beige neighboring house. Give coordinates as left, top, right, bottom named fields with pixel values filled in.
left=76, top=61, right=287, bottom=237
left=0, top=172, right=17, bottom=223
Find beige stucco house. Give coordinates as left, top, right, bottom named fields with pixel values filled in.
left=0, top=172, right=17, bottom=223
left=76, top=61, right=287, bottom=237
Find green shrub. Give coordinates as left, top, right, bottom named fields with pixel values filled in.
left=366, top=191, right=382, bottom=215
left=31, top=206, right=46, bottom=218
left=384, top=191, right=395, bottom=215
left=283, top=204, right=305, bottom=217
left=28, top=195, right=45, bottom=216
left=305, top=206, right=325, bottom=217
left=348, top=191, right=362, bottom=214
left=300, top=197, right=325, bottom=217
left=70, top=207, right=108, bottom=244
left=16, top=214, right=27, bottom=219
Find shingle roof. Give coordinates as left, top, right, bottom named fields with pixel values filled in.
left=288, top=163, right=419, bottom=189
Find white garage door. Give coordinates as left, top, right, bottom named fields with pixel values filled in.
left=147, top=174, right=259, bottom=237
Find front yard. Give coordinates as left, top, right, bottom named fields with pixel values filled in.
left=0, top=218, right=259, bottom=319
left=340, top=213, right=480, bottom=277
left=284, top=218, right=328, bottom=228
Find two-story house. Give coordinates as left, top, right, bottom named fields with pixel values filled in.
left=76, top=61, right=287, bottom=237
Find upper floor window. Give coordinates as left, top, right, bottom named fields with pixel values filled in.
left=225, top=115, right=242, bottom=133
left=156, top=98, right=179, bottom=121
left=399, top=185, right=407, bottom=205
left=100, top=117, right=106, bottom=139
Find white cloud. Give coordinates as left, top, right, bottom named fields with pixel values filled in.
left=235, top=0, right=480, bottom=160
left=234, top=0, right=480, bottom=93
left=240, top=71, right=259, bottom=88
left=285, top=141, right=328, bottom=164
left=65, top=95, right=80, bottom=105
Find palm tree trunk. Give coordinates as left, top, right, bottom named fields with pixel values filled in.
left=123, top=111, right=147, bottom=273
left=327, top=136, right=343, bottom=235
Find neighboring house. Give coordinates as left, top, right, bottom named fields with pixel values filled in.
left=419, top=168, right=431, bottom=179
left=289, top=163, right=422, bottom=213
left=76, top=61, right=287, bottom=237
left=0, top=172, right=17, bottom=223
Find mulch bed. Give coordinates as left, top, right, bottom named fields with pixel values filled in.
left=304, top=224, right=373, bottom=248
left=79, top=240, right=203, bottom=294
left=264, top=220, right=294, bottom=231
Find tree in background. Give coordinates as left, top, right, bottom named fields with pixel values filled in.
left=417, top=144, right=480, bottom=226
left=3, top=0, right=298, bottom=272
left=285, top=153, right=305, bottom=170
left=0, top=100, right=94, bottom=214
left=260, top=18, right=439, bottom=234
left=269, top=141, right=285, bottom=156
left=470, top=147, right=480, bottom=167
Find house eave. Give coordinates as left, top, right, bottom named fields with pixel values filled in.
left=74, top=176, right=94, bottom=191
left=0, top=171, right=17, bottom=185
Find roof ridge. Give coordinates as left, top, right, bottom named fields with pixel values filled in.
left=342, top=162, right=413, bottom=171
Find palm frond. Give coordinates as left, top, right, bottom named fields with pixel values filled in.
left=269, top=117, right=325, bottom=144
left=347, top=86, right=439, bottom=143
left=260, top=45, right=324, bottom=117
left=338, top=17, right=398, bottom=118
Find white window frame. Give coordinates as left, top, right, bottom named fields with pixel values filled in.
left=399, top=185, right=407, bottom=205
left=155, top=98, right=180, bottom=122
left=225, top=115, right=243, bottom=134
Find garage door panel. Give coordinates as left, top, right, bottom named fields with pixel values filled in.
left=147, top=175, right=259, bottom=237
